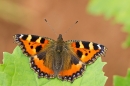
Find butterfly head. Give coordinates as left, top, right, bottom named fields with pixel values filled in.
left=57, top=34, right=63, bottom=41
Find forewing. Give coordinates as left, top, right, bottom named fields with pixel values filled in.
left=13, top=34, right=54, bottom=56
left=66, top=40, right=107, bottom=64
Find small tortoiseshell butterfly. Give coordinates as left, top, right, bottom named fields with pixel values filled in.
left=13, top=34, right=107, bottom=82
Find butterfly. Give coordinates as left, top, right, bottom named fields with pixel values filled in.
left=13, top=34, right=107, bottom=82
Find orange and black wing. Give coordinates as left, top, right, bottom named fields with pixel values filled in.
left=57, top=47, right=85, bottom=82
left=57, top=40, right=107, bottom=82
left=13, top=34, right=55, bottom=78
left=58, top=58, right=85, bottom=82
left=67, top=40, right=107, bottom=64
left=13, top=34, right=54, bottom=56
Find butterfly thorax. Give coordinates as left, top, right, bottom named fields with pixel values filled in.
left=55, top=34, right=64, bottom=53
left=53, top=34, right=65, bottom=75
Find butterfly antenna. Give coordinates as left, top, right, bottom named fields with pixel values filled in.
left=44, top=19, right=57, bottom=36
left=63, top=21, right=78, bottom=35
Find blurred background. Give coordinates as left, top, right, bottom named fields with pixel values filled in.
left=0, top=0, right=130, bottom=86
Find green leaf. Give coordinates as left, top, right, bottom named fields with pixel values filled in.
left=0, top=46, right=107, bottom=86
left=114, top=69, right=130, bottom=86
left=0, top=72, right=7, bottom=86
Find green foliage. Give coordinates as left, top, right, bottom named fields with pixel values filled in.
left=0, top=46, right=107, bottom=86
left=114, top=69, right=130, bottom=86
left=87, top=0, right=130, bottom=48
